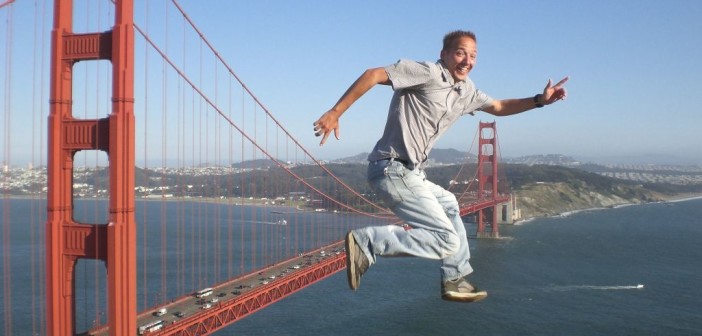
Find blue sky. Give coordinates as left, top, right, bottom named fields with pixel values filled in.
left=2, top=0, right=702, bottom=166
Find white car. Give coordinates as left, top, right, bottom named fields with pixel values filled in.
left=201, top=303, right=212, bottom=309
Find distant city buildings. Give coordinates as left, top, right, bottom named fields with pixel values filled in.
left=596, top=170, right=702, bottom=185
left=2, top=156, right=701, bottom=197
left=503, top=154, right=581, bottom=166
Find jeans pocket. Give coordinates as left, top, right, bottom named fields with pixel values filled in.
left=369, top=166, right=405, bottom=208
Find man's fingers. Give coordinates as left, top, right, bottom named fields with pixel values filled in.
left=317, top=126, right=341, bottom=145
left=554, top=76, right=569, bottom=88
left=544, top=79, right=553, bottom=90
left=314, top=111, right=340, bottom=145
left=544, top=76, right=569, bottom=91
left=319, top=132, right=330, bottom=146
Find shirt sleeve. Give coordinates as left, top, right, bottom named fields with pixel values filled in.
left=462, top=85, right=494, bottom=116
left=473, top=89, right=494, bottom=112
left=384, top=59, right=435, bottom=91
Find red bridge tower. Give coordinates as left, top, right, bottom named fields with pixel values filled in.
left=46, top=0, right=136, bottom=335
left=476, top=122, right=501, bottom=238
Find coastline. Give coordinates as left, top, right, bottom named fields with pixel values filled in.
left=657, top=193, right=702, bottom=203
left=5, top=192, right=702, bottom=225
left=513, top=192, right=702, bottom=225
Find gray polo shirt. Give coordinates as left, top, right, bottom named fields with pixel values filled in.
left=367, top=59, right=494, bottom=168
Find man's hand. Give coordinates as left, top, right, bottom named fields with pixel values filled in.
left=541, top=76, right=569, bottom=105
left=311, top=67, right=389, bottom=145
left=313, top=110, right=340, bottom=146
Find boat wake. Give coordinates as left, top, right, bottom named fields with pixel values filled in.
left=238, top=219, right=288, bottom=226
left=546, top=284, right=644, bottom=292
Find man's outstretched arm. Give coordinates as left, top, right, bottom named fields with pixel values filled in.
left=313, top=67, right=390, bottom=145
left=484, top=76, right=569, bottom=116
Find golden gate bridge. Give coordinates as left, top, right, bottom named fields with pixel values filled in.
left=1, top=1, right=513, bottom=335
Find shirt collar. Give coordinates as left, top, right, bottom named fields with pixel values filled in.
left=438, top=60, right=466, bottom=96
left=437, top=60, right=454, bottom=85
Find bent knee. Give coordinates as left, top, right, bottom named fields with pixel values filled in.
left=441, top=231, right=461, bottom=258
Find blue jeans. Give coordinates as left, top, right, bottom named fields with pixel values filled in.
left=351, top=159, right=473, bottom=281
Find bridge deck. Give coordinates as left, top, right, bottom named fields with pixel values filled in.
left=88, top=242, right=346, bottom=336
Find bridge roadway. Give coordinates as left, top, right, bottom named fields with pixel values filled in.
left=87, top=241, right=346, bottom=336
left=458, top=196, right=510, bottom=217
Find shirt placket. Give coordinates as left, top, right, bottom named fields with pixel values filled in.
left=423, top=86, right=460, bottom=163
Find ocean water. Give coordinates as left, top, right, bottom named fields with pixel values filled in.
left=2, top=198, right=701, bottom=335
left=228, top=199, right=702, bottom=336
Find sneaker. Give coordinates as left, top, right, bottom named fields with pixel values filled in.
left=441, top=277, right=487, bottom=302
left=345, top=231, right=369, bottom=290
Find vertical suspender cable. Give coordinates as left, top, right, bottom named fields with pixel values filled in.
left=30, top=0, right=40, bottom=333
left=1, top=3, right=14, bottom=335
left=227, top=74, right=234, bottom=279
left=140, top=0, right=149, bottom=312
left=190, top=72, right=196, bottom=289
left=38, top=0, right=47, bottom=332
left=240, top=87, right=245, bottom=275
left=213, top=60, right=220, bottom=282
left=160, top=2, right=169, bottom=305
left=176, top=8, right=186, bottom=298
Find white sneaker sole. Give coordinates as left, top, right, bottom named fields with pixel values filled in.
left=442, top=291, right=488, bottom=302
left=345, top=231, right=360, bottom=290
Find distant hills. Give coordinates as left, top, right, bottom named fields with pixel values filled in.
left=331, top=148, right=577, bottom=167
left=332, top=148, right=701, bottom=169
left=327, top=149, right=702, bottom=192
left=5, top=147, right=699, bottom=220
left=232, top=149, right=701, bottom=185
left=331, top=148, right=477, bottom=166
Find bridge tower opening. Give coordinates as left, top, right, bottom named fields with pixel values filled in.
left=46, top=0, right=136, bottom=335
left=476, top=122, right=500, bottom=238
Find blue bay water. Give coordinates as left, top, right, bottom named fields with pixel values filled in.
left=228, top=199, right=702, bottom=336
left=1, top=198, right=701, bottom=335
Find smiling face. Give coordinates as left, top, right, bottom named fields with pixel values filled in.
left=440, top=36, right=477, bottom=82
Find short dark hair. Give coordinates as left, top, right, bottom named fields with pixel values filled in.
left=442, top=30, right=477, bottom=51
